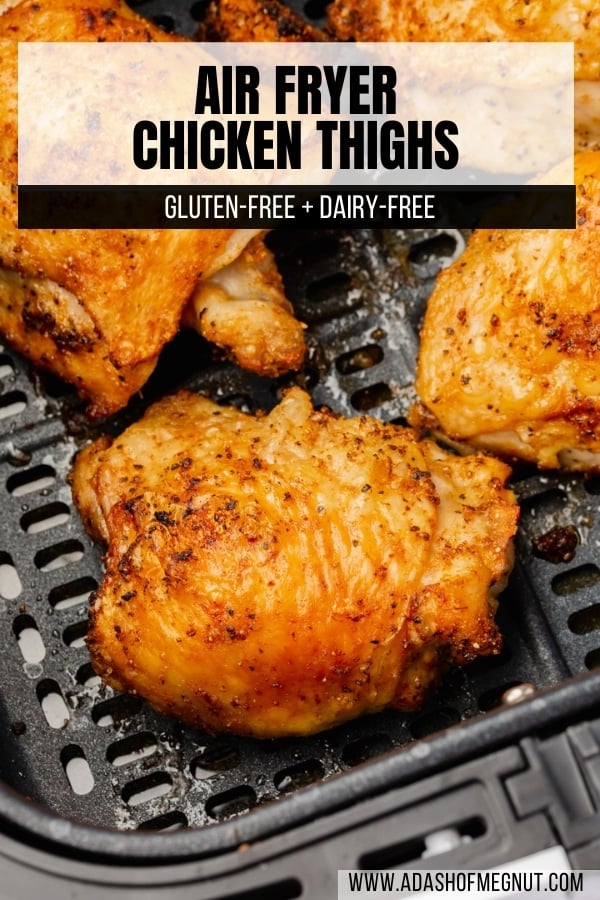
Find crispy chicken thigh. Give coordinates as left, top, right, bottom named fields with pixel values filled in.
left=410, top=151, right=600, bottom=471
left=0, top=0, right=305, bottom=416
left=71, top=387, right=517, bottom=738
left=327, top=0, right=598, bottom=80
left=184, top=236, right=306, bottom=378
left=327, top=0, right=599, bottom=151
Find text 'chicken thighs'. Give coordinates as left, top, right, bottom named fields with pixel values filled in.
left=71, top=388, right=518, bottom=738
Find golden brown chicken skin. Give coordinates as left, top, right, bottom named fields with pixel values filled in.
left=185, top=235, right=307, bottom=378
left=71, top=387, right=517, bottom=738
left=326, top=0, right=599, bottom=81
left=198, top=0, right=324, bottom=41
left=410, top=151, right=600, bottom=471
left=326, top=0, right=599, bottom=151
left=0, top=0, right=305, bottom=416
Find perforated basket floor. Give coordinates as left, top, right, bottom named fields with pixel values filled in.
left=1, top=226, right=599, bottom=840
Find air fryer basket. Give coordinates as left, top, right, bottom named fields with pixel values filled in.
left=2, top=219, right=600, bottom=846
left=1, top=0, right=600, bottom=894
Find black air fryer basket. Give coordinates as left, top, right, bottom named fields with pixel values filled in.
left=1, top=2, right=600, bottom=896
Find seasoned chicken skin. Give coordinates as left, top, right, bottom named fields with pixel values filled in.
left=198, top=0, right=324, bottom=41
left=185, top=236, right=306, bottom=378
left=71, top=387, right=517, bottom=738
left=327, top=0, right=599, bottom=151
left=410, top=151, right=600, bottom=471
left=0, top=0, right=305, bottom=416
left=327, top=0, right=599, bottom=81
